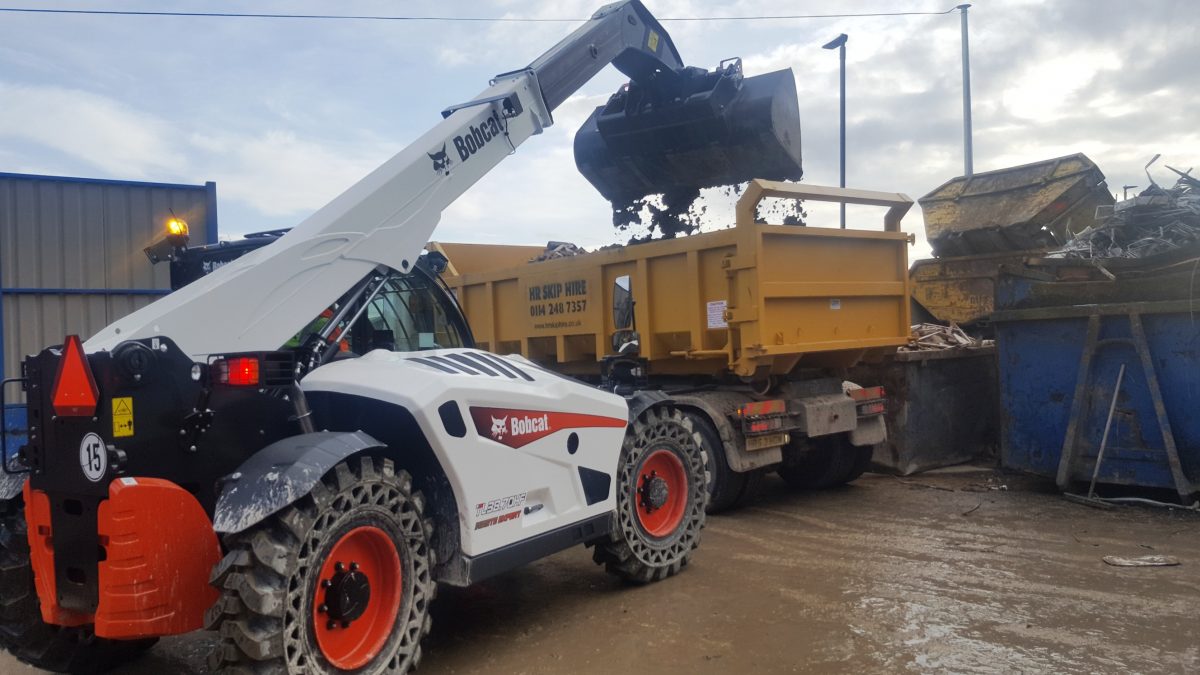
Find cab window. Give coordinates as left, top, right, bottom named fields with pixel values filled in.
left=360, top=275, right=464, bottom=352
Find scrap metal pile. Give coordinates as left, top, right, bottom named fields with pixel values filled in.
left=533, top=240, right=588, bottom=261
left=900, top=323, right=992, bottom=352
left=1051, top=169, right=1200, bottom=259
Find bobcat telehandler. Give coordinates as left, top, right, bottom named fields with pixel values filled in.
left=0, top=2, right=803, bottom=672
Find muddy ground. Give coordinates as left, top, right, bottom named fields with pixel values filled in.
left=6, top=467, right=1199, bottom=674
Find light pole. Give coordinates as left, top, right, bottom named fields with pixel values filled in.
left=823, top=33, right=848, bottom=228
left=958, top=4, right=973, bottom=176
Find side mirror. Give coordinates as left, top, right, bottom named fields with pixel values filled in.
left=611, top=275, right=638, bottom=356
left=613, top=275, right=634, bottom=331
left=424, top=250, right=450, bottom=274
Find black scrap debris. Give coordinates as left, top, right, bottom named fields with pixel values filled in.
left=533, top=241, right=588, bottom=262
left=611, top=181, right=806, bottom=244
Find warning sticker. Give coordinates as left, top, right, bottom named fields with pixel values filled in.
left=707, top=300, right=728, bottom=329
left=112, top=397, right=134, bottom=438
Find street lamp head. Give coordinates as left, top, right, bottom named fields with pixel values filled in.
left=956, top=4, right=972, bottom=9
left=822, top=33, right=848, bottom=50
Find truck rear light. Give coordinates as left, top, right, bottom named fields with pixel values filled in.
left=215, top=357, right=260, bottom=386
left=739, top=400, right=787, bottom=436
left=848, top=386, right=885, bottom=402
left=747, top=418, right=783, bottom=434
left=857, top=401, right=886, bottom=416
left=51, top=335, right=99, bottom=417
left=737, top=399, right=786, bottom=417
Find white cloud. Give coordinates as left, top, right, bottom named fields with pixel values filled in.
left=191, top=129, right=392, bottom=217
left=1000, top=50, right=1122, bottom=121
left=0, top=82, right=178, bottom=178
left=0, top=79, right=399, bottom=221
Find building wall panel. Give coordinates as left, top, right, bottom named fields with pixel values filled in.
left=1, top=173, right=216, bottom=385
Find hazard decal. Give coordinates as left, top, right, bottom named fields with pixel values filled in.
left=112, top=397, right=134, bottom=438
left=469, top=407, right=626, bottom=449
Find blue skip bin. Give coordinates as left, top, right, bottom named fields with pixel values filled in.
left=994, top=299, right=1200, bottom=503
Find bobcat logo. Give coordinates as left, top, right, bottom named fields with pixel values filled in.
left=490, top=416, right=508, bottom=439
left=428, top=143, right=451, bottom=175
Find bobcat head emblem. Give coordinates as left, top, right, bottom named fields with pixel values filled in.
left=490, top=416, right=508, bottom=439
left=428, top=143, right=451, bottom=175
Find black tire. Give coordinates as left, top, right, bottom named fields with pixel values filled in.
left=593, top=406, right=707, bottom=583
left=688, top=413, right=749, bottom=513
left=738, top=469, right=767, bottom=506
left=0, top=497, right=156, bottom=674
left=777, top=435, right=872, bottom=490
left=842, top=443, right=876, bottom=485
left=206, top=456, right=436, bottom=674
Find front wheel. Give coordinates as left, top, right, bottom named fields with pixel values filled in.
left=593, top=406, right=708, bottom=583
left=206, top=456, right=435, bottom=674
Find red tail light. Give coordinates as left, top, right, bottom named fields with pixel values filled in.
left=848, top=386, right=886, bottom=402
left=52, top=335, right=99, bottom=417
left=216, top=357, right=259, bottom=386
left=748, top=419, right=783, bottom=434
left=737, top=399, right=787, bottom=417
left=857, top=401, right=887, bottom=416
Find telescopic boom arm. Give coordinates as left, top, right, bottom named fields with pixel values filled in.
left=87, top=1, right=688, bottom=358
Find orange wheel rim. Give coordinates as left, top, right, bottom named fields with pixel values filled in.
left=634, top=449, right=688, bottom=537
left=313, top=525, right=402, bottom=670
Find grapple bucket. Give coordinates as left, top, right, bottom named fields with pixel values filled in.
left=574, top=62, right=803, bottom=205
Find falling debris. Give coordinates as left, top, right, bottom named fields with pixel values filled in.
left=611, top=187, right=704, bottom=242
left=648, top=187, right=703, bottom=239
left=1050, top=170, right=1200, bottom=259
left=754, top=195, right=808, bottom=225
left=900, top=323, right=992, bottom=352
left=533, top=241, right=588, bottom=262
left=611, top=181, right=806, bottom=243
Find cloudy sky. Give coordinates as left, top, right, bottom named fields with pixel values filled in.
left=1, top=0, right=1196, bottom=258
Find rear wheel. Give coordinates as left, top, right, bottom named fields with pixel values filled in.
left=0, top=497, right=155, bottom=674
left=688, top=413, right=750, bottom=513
left=593, top=407, right=707, bottom=583
left=842, top=442, right=876, bottom=484
left=207, top=456, right=435, bottom=674
left=777, top=435, right=873, bottom=490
